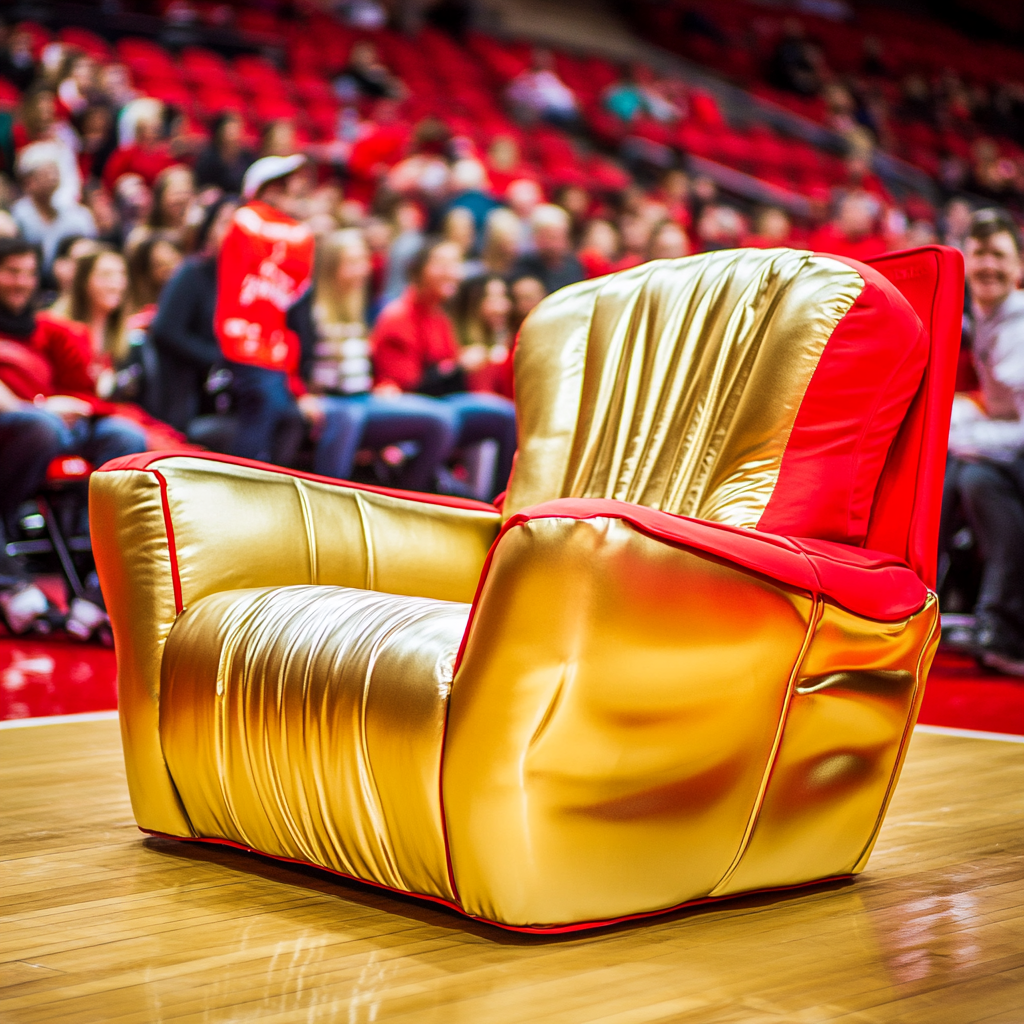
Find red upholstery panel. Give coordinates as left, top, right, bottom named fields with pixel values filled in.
left=861, top=246, right=964, bottom=587
left=501, top=498, right=928, bottom=622
left=757, top=258, right=929, bottom=546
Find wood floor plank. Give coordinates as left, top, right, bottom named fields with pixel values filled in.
left=1, top=719, right=1021, bottom=1023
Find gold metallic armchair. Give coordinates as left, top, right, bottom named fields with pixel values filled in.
left=91, top=246, right=963, bottom=931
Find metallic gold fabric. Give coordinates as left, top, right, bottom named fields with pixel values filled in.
left=444, top=516, right=815, bottom=926
left=161, top=584, right=468, bottom=899
left=89, top=470, right=193, bottom=836
left=504, top=250, right=864, bottom=524
left=90, top=459, right=500, bottom=836
left=715, top=595, right=940, bottom=895
left=155, top=457, right=500, bottom=608
left=444, top=515, right=938, bottom=928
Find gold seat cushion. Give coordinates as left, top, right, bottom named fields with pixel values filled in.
left=160, top=584, right=470, bottom=901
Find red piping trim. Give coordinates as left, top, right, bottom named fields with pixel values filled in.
left=138, top=827, right=851, bottom=934
left=154, top=470, right=183, bottom=615
left=97, top=450, right=497, bottom=514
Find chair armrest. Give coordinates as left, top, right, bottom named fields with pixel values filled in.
left=442, top=499, right=937, bottom=929
left=90, top=451, right=501, bottom=836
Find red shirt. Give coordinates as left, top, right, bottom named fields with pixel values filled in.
left=102, top=144, right=176, bottom=189
left=213, top=200, right=314, bottom=373
left=0, top=312, right=98, bottom=405
left=808, top=225, right=887, bottom=262
left=371, top=288, right=459, bottom=392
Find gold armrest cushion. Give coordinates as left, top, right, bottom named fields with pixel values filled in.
left=443, top=510, right=937, bottom=928
left=90, top=453, right=501, bottom=835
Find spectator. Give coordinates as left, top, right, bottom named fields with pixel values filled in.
left=485, top=135, right=525, bottom=196
left=942, top=197, right=974, bottom=252
left=65, top=247, right=130, bottom=398
left=505, top=177, right=543, bottom=250
left=145, top=164, right=195, bottom=239
left=371, top=238, right=517, bottom=499
left=193, top=112, right=253, bottom=194
left=56, top=51, right=98, bottom=118
left=743, top=207, right=793, bottom=249
left=696, top=204, right=746, bottom=252
left=509, top=274, right=545, bottom=333
left=511, top=204, right=585, bottom=295
left=382, top=199, right=426, bottom=305
left=577, top=218, right=618, bottom=278
left=480, top=207, right=522, bottom=278
left=604, top=65, right=681, bottom=126
left=452, top=273, right=513, bottom=396
left=127, top=231, right=182, bottom=317
left=15, top=84, right=83, bottom=209
left=49, top=235, right=101, bottom=313
left=809, top=192, right=886, bottom=261
left=213, top=154, right=314, bottom=465
left=151, top=196, right=237, bottom=431
left=769, top=20, right=823, bottom=97
left=12, top=142, right=96, bottom=272
left=0, top=25, right=36, bottom=93
left=75, top=103, right=116, bottom=184
left=648, top=219, right=690, bottom=260
left=614, top=214, right=653, bottom=271
left=507, top=49, right=580, bottom=130
left=445, top=159, right=500, bottom=238
left=260, top=119, right=299, bottom=160
left=306, top=228, right=455, bottom=489
left=943, top=210, right=1024, bottom=675
left=333, top=41, right=404, bottom=103
left=103, top=98, right=174, bottom=189
left=0, top=238, right=145, bottom=617
left=442, top=206, right=478, bottom=271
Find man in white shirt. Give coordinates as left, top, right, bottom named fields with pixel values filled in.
left=11, top=143, right=96, bottom=274
left=944, top=209, right=1024, bottom=675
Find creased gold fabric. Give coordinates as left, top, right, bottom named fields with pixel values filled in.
left=90, top=460, right=500, bottom=835
left=444, top=516, right=937, bottom=927
left=504, top=249, right=863, bottom=524
left=162, top=584, right=467, bottom=899
left=92, top=247, right=940, bottom=930
left=89, top=470, right=192, bottom=836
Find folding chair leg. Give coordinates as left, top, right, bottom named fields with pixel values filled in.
left=38, top=495, right=85, bottom=599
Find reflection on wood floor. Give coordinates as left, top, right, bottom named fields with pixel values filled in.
left=1, top=719, right=1022, bottom=1023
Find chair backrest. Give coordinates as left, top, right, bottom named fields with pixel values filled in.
left=862, top=246, right=964, bottom=587
left=505, top=247, right=955, bottom=563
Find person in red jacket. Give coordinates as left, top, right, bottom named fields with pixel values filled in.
left=808, top=191, right=887, bottom=262
left=213, top=154, right=315, bottom=463
left=371, top=238, right=517, bottom=500
left=0, top=237, right=145, bottom=634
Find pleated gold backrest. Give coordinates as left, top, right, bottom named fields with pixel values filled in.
left=504, top=248, right=866, bottom=528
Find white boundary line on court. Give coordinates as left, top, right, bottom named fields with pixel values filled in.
left=0, top=710, right=118, bottom=730
left=1, top=712, right=1022, bottom=743
left=914, top=723, right=1024, bottom=744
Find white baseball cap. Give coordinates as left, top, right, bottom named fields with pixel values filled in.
left=242, top=154, right=307, bottom=200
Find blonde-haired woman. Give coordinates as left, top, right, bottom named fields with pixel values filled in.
left=301, top=228, right=455, bottom=490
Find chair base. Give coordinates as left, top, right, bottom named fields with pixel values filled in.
left=139, top=826, right=856, bottom=935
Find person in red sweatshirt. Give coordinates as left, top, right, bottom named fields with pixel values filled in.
left=371, top=238, right=517, bottom=500
left=0, top=237, right=145, bottom=635
left=213, top=154, right=315, bottom=463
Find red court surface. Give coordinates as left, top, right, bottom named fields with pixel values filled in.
left=1, top=635, right=1022, bottom=735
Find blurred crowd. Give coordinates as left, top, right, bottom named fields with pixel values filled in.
left=636, top=0, right=1024, bottom=210
left=0, top=7, right=1022, bottom=670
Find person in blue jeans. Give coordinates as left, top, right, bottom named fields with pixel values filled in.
left=300, top=229, right=456, bottom=491
left=370, top=238, right=517, bottom=500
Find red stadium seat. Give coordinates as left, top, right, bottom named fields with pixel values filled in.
left=0, top=79, right=20, bottom=110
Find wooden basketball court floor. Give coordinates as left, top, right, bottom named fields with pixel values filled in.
left=1, top=717, right=1021, bottom=1024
